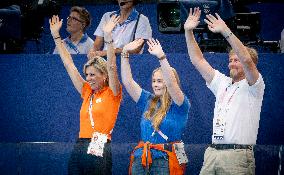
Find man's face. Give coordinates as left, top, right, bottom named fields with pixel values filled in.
left=228, top=54, right=245, bottom=81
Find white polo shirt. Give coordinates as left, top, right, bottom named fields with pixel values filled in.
left=53, top=33, right=94, bottom=54
left=207, top=70, right=265, bottom=144
left=94, top=10, right=152, bottom=51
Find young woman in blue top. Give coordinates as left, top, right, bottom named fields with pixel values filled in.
left=121, top=38, right=190, bottom=175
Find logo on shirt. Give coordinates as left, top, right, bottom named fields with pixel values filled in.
left=96, top=98, right=102, bottom=103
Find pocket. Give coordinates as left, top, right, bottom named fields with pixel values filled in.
left=245, top=149, right=255, bottom=175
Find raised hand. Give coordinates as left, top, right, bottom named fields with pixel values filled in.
left=122, top=38, right=144, bottom=53
left=87, top=48, right=106, bottom=60
left=103, top=15, right=120, bottom=37
left=184, top=7, right=201, bottom=31
left=147, top=38, right=165, bottom=59
left=204, top=13, right=228, bottom=34
left=49, top=15, right=63, bottom=37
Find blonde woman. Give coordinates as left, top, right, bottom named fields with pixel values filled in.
left=121, top=38, right=190, bottom=174
left=50, top=14, right=122, bottom=174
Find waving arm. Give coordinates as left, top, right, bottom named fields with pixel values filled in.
left=49, top=15, right=85, bottom=95
left=147, top=38, right=184, bottom=106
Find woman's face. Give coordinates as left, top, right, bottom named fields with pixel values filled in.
left=85, top=66, right=106, bottom=92
left=117, top=0, right=134, bottom=9
left=152, top=70, right=166, bottom=97
left=66, top=11, right=84, bottom=34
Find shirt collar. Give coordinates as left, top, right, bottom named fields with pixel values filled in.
left=67, top=33, right=88, bottom=43
left=112, top=8, right=139, bottom=25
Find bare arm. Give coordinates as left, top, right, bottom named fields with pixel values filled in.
left=121, top=39, right=145, bottom=102
left=88, top=39, right=143, bottom=59
left=205, top=13, right=259, bottom=85
left=87, top=36, right=104, bottom=59
left=147, top=38, right=184, bottom=106
left=103, top=15, right=121, bottom=96
left=184, top=8, right=215, bottom=84
left=50, top=15, right=85, bottom=95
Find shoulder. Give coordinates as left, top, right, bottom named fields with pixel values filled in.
left=81, top=82, right=92, bottom=99
left=137, top=89, right=152, bottom=104
left=207, top=69, right=228, bottom=86
left=246, top=73, right=265, bottom=97
left=86, top=36, right=94, bottom=44
left=172, top=95, right=191, bottom=112
left=103, top=11, right=116, bottom=18
left=138, top=14, right=150, bottom=22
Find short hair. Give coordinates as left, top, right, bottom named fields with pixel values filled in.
left=229, top=47, right=258, bottom=65
left=83, top=56, right=109, bottom=86
left=70, top=6, right=91, bottom=32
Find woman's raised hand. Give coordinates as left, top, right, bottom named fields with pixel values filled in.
left=184, top=7, right=201, bottom=31
left=147, top=38, right=165, bottom=59
left=49, top=15, right=63, bottom=37
left=103, top=15, right=120, bottom=35
left=122, top=38, right=144, bottom=53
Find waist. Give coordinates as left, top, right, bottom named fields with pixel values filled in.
left=76, top=138, right=111, bottom=143
left=210, top=144, right=253, bottom=150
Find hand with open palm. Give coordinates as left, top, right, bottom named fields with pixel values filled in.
left=147, top=38, right=165, bottom=59
left=49, top=15, right=63, bottom=38
left=103, top=15, right=120, bottom=41
left=122, top=38, right=144, bottom=53
left=184, top=7, right=201, bottom=31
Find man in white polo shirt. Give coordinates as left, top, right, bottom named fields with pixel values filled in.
left=184, top=7, right=265, bottom=175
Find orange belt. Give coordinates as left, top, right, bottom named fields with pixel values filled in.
left=129, top=141, right=186, bottom=175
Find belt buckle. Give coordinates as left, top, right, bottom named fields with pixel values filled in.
left=248, top=145, right=252, bottom=150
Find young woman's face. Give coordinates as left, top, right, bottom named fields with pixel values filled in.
left=85, top=66, right=106, bottom=91
left=152, top=70, right=166, bottom=97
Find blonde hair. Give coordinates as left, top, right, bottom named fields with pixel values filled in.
left=229, top=47, right=258, bottom=65
left=144, top=67, right=181, bottom=130
left=83, top=56, right=109, bottom=86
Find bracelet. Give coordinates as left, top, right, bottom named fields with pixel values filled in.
left=225, top=32, right=233, bottom=39
left=158, top=54, right=166, bottom=60
left=104, top=40, right=113, bottom=44
left=53, top=36, right=61, bottom=40
left=121, top=52, right=129, bottom=58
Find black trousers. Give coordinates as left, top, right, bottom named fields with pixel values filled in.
left=68, top=138, right=112, bottom=175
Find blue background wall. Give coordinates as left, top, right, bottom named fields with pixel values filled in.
left=1, top=2, right=284, bottom=175
left=0, top=53, right=283, bottom=174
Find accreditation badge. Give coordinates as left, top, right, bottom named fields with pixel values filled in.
left=173, top=142, right=188, bottom=165
left=87, top=132, right=108, bottom=157
left=213, top=117, right=225, bottom=140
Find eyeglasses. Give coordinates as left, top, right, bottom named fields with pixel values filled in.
left=67, top=16, right=84, bottom=23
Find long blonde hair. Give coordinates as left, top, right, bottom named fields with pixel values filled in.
left=144, top=67, right=181, bottom=130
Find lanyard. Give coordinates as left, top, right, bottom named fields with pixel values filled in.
left=65, top=39, right=80, bottom=54
left=88, top=94, right=95, bottom=128
left=217, top=84, right=239, bottom=117
left=151, top=130, right=168, bottom=141
left=150, top=102, right=169, bottom=141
